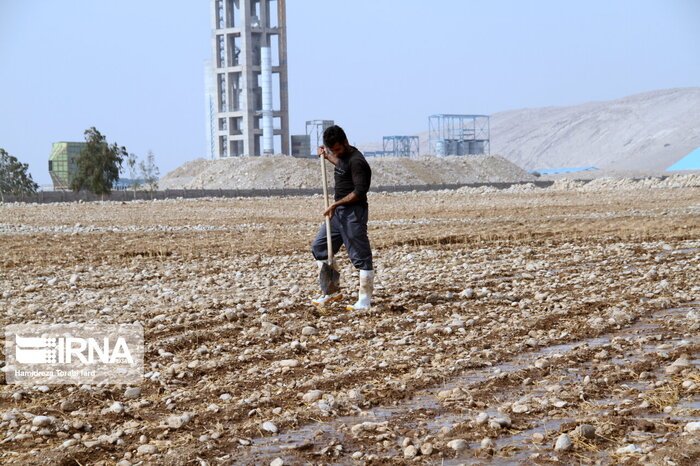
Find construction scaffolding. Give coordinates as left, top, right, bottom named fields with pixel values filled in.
left=428, top=114, right=490, bottom=157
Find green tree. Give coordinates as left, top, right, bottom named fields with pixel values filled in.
left=139, top=150, right=160, bottom=198
left=70, top=127, right=126, bottom=198
left=0, top=148, right=39, bottom=202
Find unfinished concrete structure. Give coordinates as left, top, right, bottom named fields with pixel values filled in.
left=209, top=0, right=289, bottom=157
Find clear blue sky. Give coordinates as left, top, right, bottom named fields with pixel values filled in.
left=1, top=0, right=698, bottom=185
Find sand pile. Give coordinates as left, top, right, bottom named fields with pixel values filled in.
left=159, top=154, right=534, bottom=190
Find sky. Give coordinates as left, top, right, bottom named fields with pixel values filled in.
left=1, top=0, right=699, bottom=185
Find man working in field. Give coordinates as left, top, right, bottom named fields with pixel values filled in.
left=311, top=125, right=374, bottom=310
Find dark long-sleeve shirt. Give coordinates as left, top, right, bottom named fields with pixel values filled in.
left=334, top=147, right=372, bottom=206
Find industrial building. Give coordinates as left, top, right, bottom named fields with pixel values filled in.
left=207, top=0, right=289, bottom=158
left=48, top=142, right=86, bottom=190
left=288, top=120, right=334, bottom=158
left=365, top=136, right=420, bottom=158
left=429, top=114, right=490, bottom=157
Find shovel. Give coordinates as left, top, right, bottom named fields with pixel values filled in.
left=319, top=150, right=340, bottom=295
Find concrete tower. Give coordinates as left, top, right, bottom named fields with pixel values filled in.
left=210, top=0, right=289, bottom=157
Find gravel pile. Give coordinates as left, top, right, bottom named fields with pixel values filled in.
left=549, top=173, right=700, bottom=191
left=158, top=154, right=534, bottom=190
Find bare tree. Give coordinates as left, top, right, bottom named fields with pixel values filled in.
left=139, top=150, right=160, bottom=198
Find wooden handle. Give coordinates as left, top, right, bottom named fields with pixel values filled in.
left=320, top=155, right=333, bottom=263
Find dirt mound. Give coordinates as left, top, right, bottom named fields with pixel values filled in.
left=159, top=154, right=534, bottom=189
left=491, top=87, right=700, bottom=171
left=359, top=87, right=700, bottom=172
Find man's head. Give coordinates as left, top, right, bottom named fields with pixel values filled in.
left=323, top=125, right=350, bottom=158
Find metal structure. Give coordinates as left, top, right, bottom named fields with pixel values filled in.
left=428, top=114, right=490, bottom=157
left=209, top=0, right=289, bottom=157
left=48, top=142, right=86, bottom=190
left=306, top=120, right=334, bottom=152
left=382, top=136, right=419, bottom=157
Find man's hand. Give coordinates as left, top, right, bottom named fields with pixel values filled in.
left=317, top=145, right=338, bottom=165
left=323, top=203, right=337, bottom=220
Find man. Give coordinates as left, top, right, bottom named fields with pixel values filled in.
left=311, top=125, right=374, bottom=311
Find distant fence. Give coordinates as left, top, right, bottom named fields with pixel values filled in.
left=2, top=181, right=556, bottom=204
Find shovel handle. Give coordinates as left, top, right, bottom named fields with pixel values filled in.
left=320, top=153, right=334, bottom=264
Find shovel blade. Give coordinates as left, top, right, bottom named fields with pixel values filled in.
left=319, top=261, right=340, bottom=295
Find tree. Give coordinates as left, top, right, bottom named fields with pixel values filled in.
left=70, top=127, right=126, bottom=198
left=0, top=148, right=39, bottom=202
left=139, top=150, right=160, bottom=198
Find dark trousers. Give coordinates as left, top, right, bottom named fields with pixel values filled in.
left=311, top=203, right=373, bottom=271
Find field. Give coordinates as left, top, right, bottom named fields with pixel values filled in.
left=1, top=183, right=699, bottom=465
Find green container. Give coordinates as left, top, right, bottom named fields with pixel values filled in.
left=49, top=142, right=86, bottom=190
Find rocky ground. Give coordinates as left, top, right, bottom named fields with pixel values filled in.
left=1, top=181, right=699, bottom=465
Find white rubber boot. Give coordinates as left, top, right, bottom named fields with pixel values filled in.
left=312, top=260, right=342, bottom=306
left=346, top=269, right=374, bottom=311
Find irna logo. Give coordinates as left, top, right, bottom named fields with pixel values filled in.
left=14, top=335, right=135, bottom=365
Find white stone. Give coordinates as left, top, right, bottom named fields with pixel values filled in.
left=616, top=444, right=642, bottom=455
left=404, top=445, right=417, bottom=458
left=164, top=413, right=190, bottom=429
left=109, top=401, right=124, bottom=414
left=124, top=387, right=142, bottom=399
left=685, top=422, right=700, bottom=433
left=481, top=437, right=495, bottom=449
left=512, top=404, right=529, bottom=413
left=447, top=439, right=469, bottom=452
left=32, top=416, right=55, bottom=427
left=554, top=434, right=572, bottom=451
left=302, top=390, right=323, bottom=403
left=137, top=444, right=157, bottom=455
left=301, top=326, right=318, bottom=336
left=262, top=421, right=278, bottom=433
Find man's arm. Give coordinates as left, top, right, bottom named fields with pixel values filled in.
left=318, top=146, right=338, bottom=165
left=323, top=192, right=359, bottom=218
